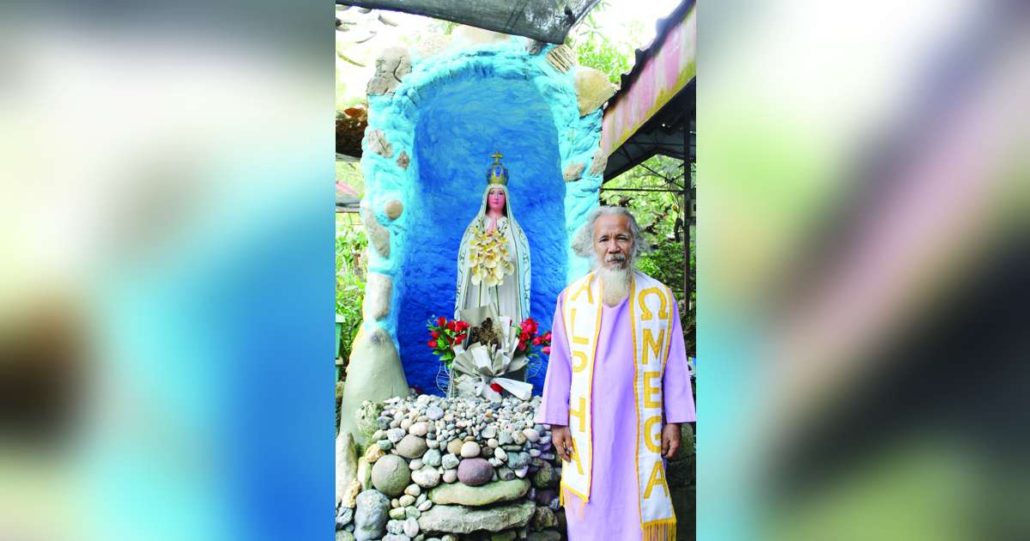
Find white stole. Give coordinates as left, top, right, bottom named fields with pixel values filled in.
left=560, top=272, right=602, bottom=503
left=560, top=271, right=677, bottom=539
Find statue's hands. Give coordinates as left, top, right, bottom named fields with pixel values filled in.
left=552, top=425, right=574, bottom=463
left=661, top=423, right=682, bottom=459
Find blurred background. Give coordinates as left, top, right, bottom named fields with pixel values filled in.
left=0, top=0, right=1026, bottom=540
left=700, top=0, right=1029, bottom=540
left=0, top=1, right=334, bottom=540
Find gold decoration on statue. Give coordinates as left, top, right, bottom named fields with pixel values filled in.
left=486, top=151, right=509, bottom=186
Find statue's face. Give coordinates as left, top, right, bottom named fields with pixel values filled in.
left=487, top=187, right=506, bottom=213
left=593, top=214, right=634, bottom=269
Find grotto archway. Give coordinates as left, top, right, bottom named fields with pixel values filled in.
left=397, top=75, right=567, bottom=393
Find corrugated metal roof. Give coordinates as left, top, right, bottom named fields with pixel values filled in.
left=600, top=0, right=695, bottom=180
left=337, top=0, right=601, bottom=44
left=614, top=0, right=695, bottom=99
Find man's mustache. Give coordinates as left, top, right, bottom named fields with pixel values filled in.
left=605, top=253, right=627, bottom=263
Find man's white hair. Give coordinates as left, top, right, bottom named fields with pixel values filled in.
left=571, top=206, right=647, bottom=262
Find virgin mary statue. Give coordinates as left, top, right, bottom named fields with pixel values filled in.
left=455, top=153, right=531, bottom=324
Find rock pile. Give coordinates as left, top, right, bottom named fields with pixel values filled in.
left=337, top=394, right=565, bottom=541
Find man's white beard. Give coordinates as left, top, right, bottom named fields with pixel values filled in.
left=598, top=264, right=633, bottom=307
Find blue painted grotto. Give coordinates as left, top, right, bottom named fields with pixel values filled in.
left=356, top=37, right=608, bottom=395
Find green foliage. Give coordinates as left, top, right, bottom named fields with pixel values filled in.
left=336, top=215, right=368, bottom=364
left=602, top=156, right=695, bottom=356
left=569, top=0, right=643, bottom=84
left=575, top=6, right=695, bottom=355
left=573, top=34, right=633, bottom=85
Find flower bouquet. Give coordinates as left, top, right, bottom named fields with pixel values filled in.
left=450, top=315, right=532, bottom=401
left=426, top=315, right=470, bottom=368
left=468, top=227, right=515, bottom=287
left=515, top=317, right=552, bottom=360
left=442, top=310, right=553, bottom=401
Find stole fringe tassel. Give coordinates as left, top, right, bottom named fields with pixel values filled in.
left=560, top=483, right=675, bottom=540
left=642, top=518, right=677, bottom=541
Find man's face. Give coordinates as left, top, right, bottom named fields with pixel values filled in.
left=593, top=214, right=634, bottom=270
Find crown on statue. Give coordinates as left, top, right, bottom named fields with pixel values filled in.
left=486, top=151, right=509, bottom=186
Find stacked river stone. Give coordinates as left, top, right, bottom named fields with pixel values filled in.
left=337, top=394, right=565, bottom=541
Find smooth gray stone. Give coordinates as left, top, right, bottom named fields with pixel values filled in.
left=422, top=448, right=442, bottom=468
left=428, top=479, right=530, bottom=507
left=353, top=490, right=389, bottom=541
left=417, top=501, right=535, bottom=534
left=403, top=517, right=420, bottom=537
left=371, top=455, right=411, bottom=497
left=441, top=454, right=460, bottom=470
left=336, top=507, right=354, bottom=528
left=396, top=435, right=429, bottom=459
left=426, top=405, right=444, bottom=420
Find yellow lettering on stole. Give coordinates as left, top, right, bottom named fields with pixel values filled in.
left=569, top=277, right=594, bottom=304
left=569, top=396, right=588, bottom=433
left=569, top=438, right=585, bottom=475
left=642, top=328, right=665, bottom=364
left=643, top=461, right=669, bottom=499
left=571, top=352, right=588, bottom=373
left=643, top=415, right=662, bottom=453
left=643, top=371, right=662, bottom=408
left=568, top=307, right=590, bottom=373
left=637, top=287, right=669, bottom=321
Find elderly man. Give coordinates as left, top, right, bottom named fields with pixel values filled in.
left=537, top=206, right=695, bottom=541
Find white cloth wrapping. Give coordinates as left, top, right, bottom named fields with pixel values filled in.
left=450, top=316, right=533, bottom=401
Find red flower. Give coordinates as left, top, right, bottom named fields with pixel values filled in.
left=447, top=320, right=457, bottom=332
left=430, top=330, right=440, bottom=339
left=520, top=330, right=530, bottom=342
left=455, top=333, right=467, bottom=343
left=532, top=336, right=542, bottom=346
left=521, top=318, right=538, bottom=334
left=437, top=316, right=446, bottom=327
left=428, top=339, right=438, bottom=348
left=489, top=382, right=503, bottom=393
left=543, top=346, right=551, bottom=355
left=456, top=321, right=469, bottom=331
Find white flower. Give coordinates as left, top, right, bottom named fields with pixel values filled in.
left=468, top=226, right=514, bottom=286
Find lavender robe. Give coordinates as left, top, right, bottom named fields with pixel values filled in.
left=537, top=289, right=696, bottom=541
